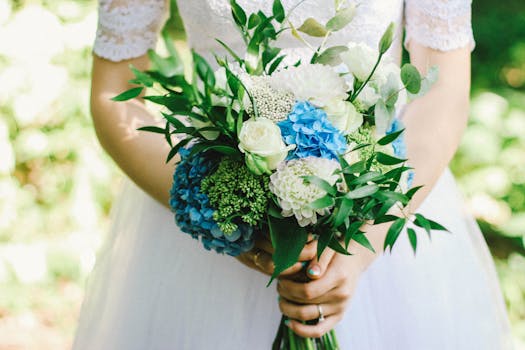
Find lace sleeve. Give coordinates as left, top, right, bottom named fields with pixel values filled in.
left=93, top=0, right=169, bottom=62
left=404, top=0, right=475, bottom=52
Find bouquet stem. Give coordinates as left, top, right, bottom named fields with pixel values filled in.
left=272, top=315, right=340, bottom=350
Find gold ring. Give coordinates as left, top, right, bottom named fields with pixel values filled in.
left=253, top=250, right=262, bottom=267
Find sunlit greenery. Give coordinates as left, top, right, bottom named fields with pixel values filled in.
left=0, top=0, right=523, bottom=348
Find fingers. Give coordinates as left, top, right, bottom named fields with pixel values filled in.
left=278, top=297, right=344, bottom=322
left=297, top=240, right=317, bottom=262
left=285, top=314, right=343, bottom=338
left=306, top=248, right=335, bottom=280
left=277, top=277, right=337, bottom=304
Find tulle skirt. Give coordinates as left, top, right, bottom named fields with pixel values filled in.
left=72, top=169, right=513, bottom=349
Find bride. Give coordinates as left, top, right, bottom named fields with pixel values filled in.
left=73, top=0, right=513, bottom=349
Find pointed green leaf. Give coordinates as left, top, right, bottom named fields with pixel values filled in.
left=333, top=198, right=354, bottom=228
left=137, top=125, right=166, bottom=134
left=353, top=233, right=376, bottom=253
left=248, top=13, right=261, bottom=29
left=302, top=176, right=337, bottom=196
left=407, top=227, right=417, bottom=254
left=384, top=217, right=406, bottom=251
left=414, top=213, right=431, bottom=237
left=374, top=214, right=399, bottom=225
left=405, top=185, right=424, bottom=200
left=111, top=87, right=143, bottom=101
left=268, top=55, right=286, bottom=74
left=377, top=128, right=404, bottom=146
left=230, top=0, right=247, bottom=27
left=215, top=39, right=244, bottom=67
left=326, top=6, right=356, bottom=32
left=346, top=184, right=379, bottom=199
left=308, top=195, right=335, bottom=210
left=268, top=216, right=309, bottom=285
left=328, top=238, right=351, bottom=255
left=342, top=160, right=367, bottom=174
left=272, top=0, right=285, bottom=22
left=317, top=230, right=335, bottom=260
left=427, top=218, right=448, bottom=231
left=349, top=172, right=384, bottom=186
left=297, top=18, right=328, bottom=37
left=376, top=152, right=407, bottom=166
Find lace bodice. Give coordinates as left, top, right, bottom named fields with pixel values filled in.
left=94, top=0, right=474, bottom=63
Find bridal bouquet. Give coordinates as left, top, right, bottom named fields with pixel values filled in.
left=113, top=0, right=446, bottom=348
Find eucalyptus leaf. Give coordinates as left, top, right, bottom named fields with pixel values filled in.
left=298, top=18, right=328, bottom=37
left=401, top=63, right=422, bottom=94
left=326, top=6, right=356, bottom=32
left=314, top=46, right=349, bottom=66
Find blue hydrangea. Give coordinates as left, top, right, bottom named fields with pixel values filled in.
left=387, top=118, right=414, bottom=187
left=278, top=101, right=347, bottom=160
left=169, top=148, right=254, bottom=256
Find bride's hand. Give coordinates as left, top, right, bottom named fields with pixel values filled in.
left=237, top=232, right=321, bottom=277
left=277, top=243, right=377, bottom=338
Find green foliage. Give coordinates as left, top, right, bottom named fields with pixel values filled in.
left=201, top=158, right=271, bottom=234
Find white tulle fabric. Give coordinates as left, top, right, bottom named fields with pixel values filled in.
left=78, top=1, right=513, bottom=349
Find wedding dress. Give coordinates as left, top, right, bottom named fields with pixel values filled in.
left=73, top=1, right=513, bottom=349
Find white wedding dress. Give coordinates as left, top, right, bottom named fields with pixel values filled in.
left=73, top=1, right=513, bottom=349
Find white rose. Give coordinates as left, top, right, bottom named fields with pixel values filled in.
left=340, top=42, right=378, bottom=82
left=324, top=99, right=363, bottom=134
left=238, top=118, right=294, bottom=172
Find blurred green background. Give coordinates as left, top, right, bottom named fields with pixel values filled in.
left=0, top=0, right=524, bottom=348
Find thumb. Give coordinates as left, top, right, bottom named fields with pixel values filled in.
left=306, top=248, right=335, bottom=280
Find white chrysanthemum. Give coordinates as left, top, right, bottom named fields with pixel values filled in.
left=269, top=64, right=348, bottom=107
left=269, top=157, right=340, bottom=227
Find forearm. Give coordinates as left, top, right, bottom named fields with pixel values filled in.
left=355, top=45, right=471, bottom=260
left=90, top=55, right=176, bottom=207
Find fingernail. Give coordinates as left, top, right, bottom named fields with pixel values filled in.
left=308, top=265, right=321, bottom=277
left=284, top=319, right=291, bottom=327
